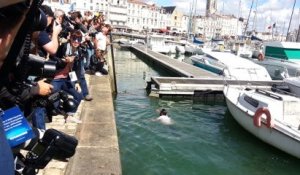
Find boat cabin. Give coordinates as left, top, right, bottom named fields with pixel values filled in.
left=263, top=41, right=300, bottom=62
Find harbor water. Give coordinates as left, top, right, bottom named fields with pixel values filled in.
left=113, top=48, right=300, bottom=175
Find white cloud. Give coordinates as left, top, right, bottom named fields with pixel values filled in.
left=158, top=0, right=300, bottom=32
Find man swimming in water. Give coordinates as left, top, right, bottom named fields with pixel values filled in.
left=154, top=109, right=173, bottom=125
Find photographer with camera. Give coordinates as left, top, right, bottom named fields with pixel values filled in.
left=34, top=5, right=62, bottom=58
left=51, top=30, right=86, bottom=122
left=1, top=1, right=79, bottom=174
left=0, top=0, right=46, bottom=174
left=90, top=24, right=112, bottom=76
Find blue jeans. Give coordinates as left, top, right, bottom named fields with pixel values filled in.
left=77, top=61, right=89, bottom=97
left=30, top=107, right=46, bottom=130
left=85, top=48, right=94, bottom=70
left=51, top=78, right=83, bottom=113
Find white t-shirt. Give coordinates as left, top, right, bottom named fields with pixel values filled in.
left=156, top=115, right=172, bottom=125
left=95, top=32, right=107, bottom=51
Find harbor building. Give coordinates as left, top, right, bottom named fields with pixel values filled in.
left=126, top=0, right=169, bottom=32
left=193, top=14, right=243, bottom=39
left=188, top=0, right=243, bottom=39
left=44, top=0, right=243, bottom=38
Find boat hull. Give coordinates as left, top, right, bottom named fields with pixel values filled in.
left=191, top=58, right=223, bottom=75
left=284, top=77, right=300, bottom=96
left=224, top=86, right=300, bottom=158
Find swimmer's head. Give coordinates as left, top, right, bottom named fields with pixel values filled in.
left=160, top=109, right=167, bottom=116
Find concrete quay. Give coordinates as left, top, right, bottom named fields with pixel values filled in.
left=37, top=75, right=121, bottom=175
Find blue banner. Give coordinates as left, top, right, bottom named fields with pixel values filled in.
left=1, top=106, right=35, bottom=147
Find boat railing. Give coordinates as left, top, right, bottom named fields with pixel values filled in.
left=222, top=66, right=244, bottom=89
left=255, top=89, right=283, bottom=101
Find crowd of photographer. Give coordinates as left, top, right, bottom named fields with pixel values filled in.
left=0, top=0, right=112, bottom=174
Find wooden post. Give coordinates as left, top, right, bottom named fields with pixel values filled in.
left=109, top=33, right=117, bottom=93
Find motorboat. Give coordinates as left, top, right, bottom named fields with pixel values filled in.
left=284, top=77, right=300, bottom=96
left=249, top=41, right=300, bottom=80
left=180, top=40, right=203, bottom=55
left=149, top=34, right=170, bottom=54
left=251, top=59, right=300, bottom=80
left=263, top=41, right=300, bottom=64
left=190, top=51, right=272, bottom=81
left=175, top=45, right=185, bottom=54
left=224, top=85, right=300, bottom=159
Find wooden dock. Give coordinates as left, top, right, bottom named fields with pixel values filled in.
left=149, top=77, right=286, bottom=99
left=130, top=44, right=217, bottom=78
left=128, top=44, right=287, bottom=101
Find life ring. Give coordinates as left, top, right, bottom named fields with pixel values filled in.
left=258, top=53, right=264, bottom=61
left=253, top=107, right=274, bottom=128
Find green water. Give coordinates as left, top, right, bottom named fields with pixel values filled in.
left=113, top=49, right=300, bottom=175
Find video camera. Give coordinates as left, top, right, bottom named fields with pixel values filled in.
left=16, top=128, right=78, bottom=175
left=58, top=15, right=75, bottom=39
left=33, top=90, right=77, bottom=121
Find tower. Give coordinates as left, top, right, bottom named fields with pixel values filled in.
left=206, top=0, right=218, bottom=16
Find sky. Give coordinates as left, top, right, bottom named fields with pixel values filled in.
left=148, top=0, right=300, bottom=33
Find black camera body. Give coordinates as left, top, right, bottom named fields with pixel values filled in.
left=59, top=15, right=74, bottom=39
left=34, top=90, right=77, bottom=121
left=21, top=129, right=78, bottom=175
left=88, top=32, right=98, bottom=38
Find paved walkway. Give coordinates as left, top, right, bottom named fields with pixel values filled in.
left=37, top=75, right=121, bottom=175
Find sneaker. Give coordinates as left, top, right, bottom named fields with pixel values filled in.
left=84, top=95, right=93, bottom=101
left=65, top=116, right=82, bottom=124
left=95, top=72, right=102, bottom=76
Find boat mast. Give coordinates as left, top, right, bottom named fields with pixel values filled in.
left=286, top=0, right=296, bottom=41
left=252, top=0, right=258, bottom=32
left=244, top=0, right=255, bottom=36
left=236, top=0, right=242, bottom=36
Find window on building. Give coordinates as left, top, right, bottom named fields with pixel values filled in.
left=90, top=0, right=93, bottom=3
left=84, top=3, right=86, bottom=8
left=174, top=16, right=177, bottom=20
left=90, top=6, right=93, bottom=10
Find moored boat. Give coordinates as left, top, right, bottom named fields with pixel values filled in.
left=284, top=77, right=300, bottom=96
left=190, top=51, right=272, bottom=81
left=224, top=85, right=300, bottom=158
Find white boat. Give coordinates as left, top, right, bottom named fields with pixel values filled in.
left=263, top=41, right=300, bottom=64
left=251, top=59, right=299, bottom=80
left=224, top=85, right=300, bottom=159
left=190, top=51, right=272, bottom=81
left=180, top=40, right=203, bottom=55
left=149, top=35, right=170, bottom=54
left=175, top=45, right=185, bottom=54
left=284, top=77, right=300, bottom=96
left=249, top=42, right=300, bottom=80
left=230, top=41, right=253, bottom=58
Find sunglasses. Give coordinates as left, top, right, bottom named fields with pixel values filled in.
left=72, top=37, right=82, bottom=43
